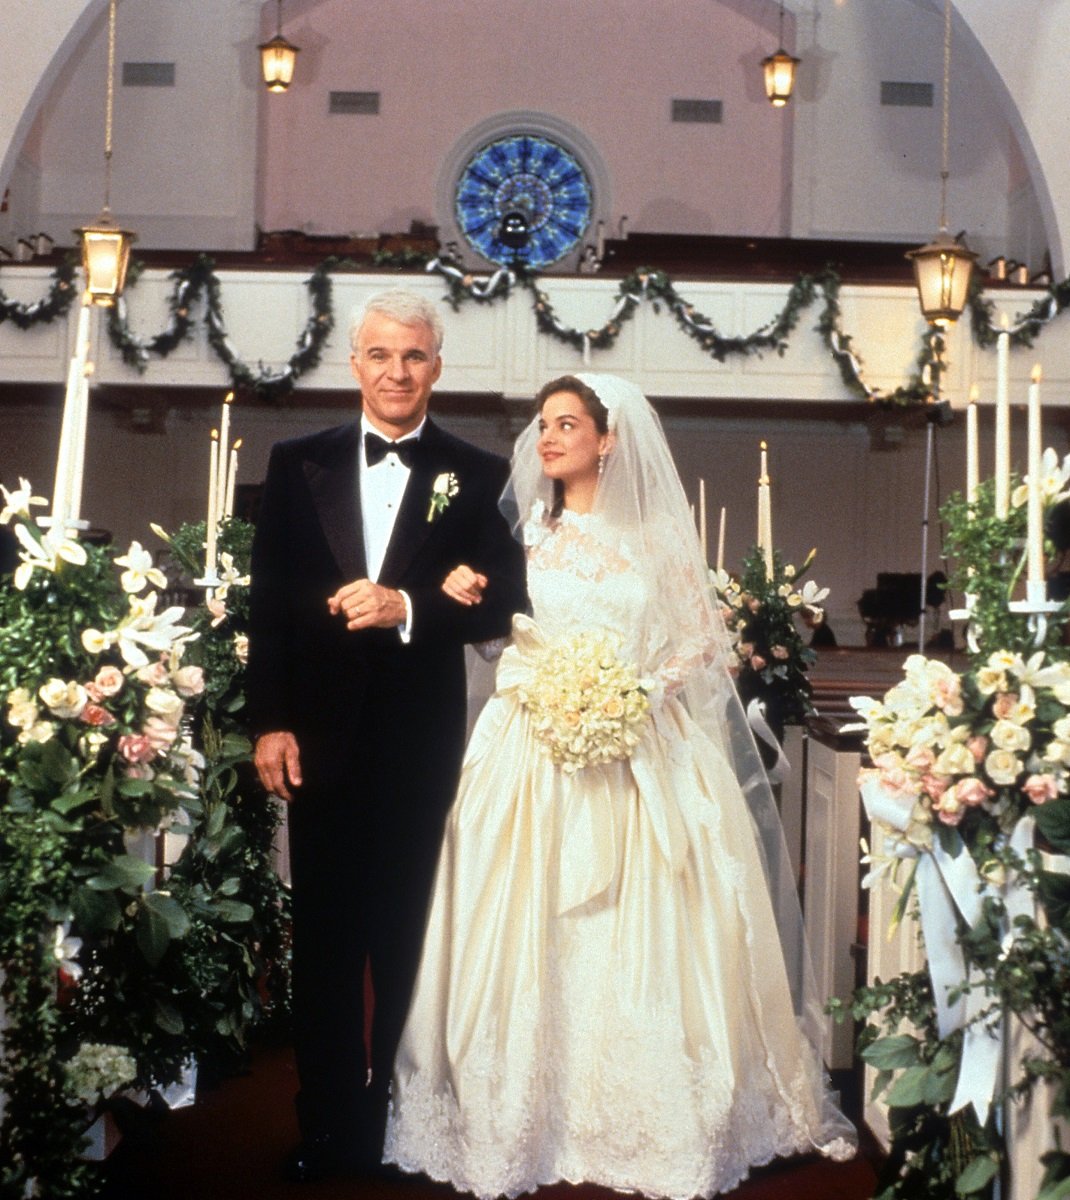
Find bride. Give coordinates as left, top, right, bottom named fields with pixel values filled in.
left=385, top=373, right=856, bottom=1198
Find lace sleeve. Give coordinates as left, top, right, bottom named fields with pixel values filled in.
left=647, top=558, right=732, bottom=699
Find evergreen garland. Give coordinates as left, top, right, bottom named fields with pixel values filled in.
left=6, top=250, right=1070, bottom=408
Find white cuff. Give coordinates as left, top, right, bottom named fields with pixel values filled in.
left=398, top=589, right=413, bottom=643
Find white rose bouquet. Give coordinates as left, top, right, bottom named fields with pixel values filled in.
left=517, top=629, right=652, bottom=773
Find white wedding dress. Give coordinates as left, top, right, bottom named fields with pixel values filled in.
left=385, top=509, right=852, bottom=1199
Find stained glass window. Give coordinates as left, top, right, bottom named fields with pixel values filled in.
left=454, top=134, right=593, bottom=269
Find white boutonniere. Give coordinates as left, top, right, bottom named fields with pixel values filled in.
left=427, top=472, right=460, bottom=522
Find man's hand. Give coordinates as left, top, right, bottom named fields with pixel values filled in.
left=255, top=731, right=303, bottom=803
left=328, top=578, right=408, bottom=630
left=441, top=564, right=488, bottom=606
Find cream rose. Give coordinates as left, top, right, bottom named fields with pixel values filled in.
left=984, top=748, right=1022, bottom=787
left=990, top=719, right=1032, bottom=753
left=145, top=687, right=184, bottom=721
left=38, top=678, right=88, bottom=720
left=171, top=666, right=205, bottom=698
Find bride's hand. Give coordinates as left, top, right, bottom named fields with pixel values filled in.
left=442, top=564, right=488, bottom=606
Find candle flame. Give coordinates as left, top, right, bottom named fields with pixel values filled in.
left=233, top=437, right=243, bottom=450
left=1031, top=364, right=1043, bottom=384
left=211, top=428, right=219, bottom=441
left=760, top=440, right=767, bottom=451
left=1000, top=312, right=1009, bottom=331
left=968, top=384, right=978, bottom=403
left=224, top=391, right=234, bottom=405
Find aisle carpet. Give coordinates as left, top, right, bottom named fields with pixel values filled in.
left=100, top=1042, right=880, bottom=1200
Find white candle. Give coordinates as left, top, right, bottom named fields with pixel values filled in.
left=758, top=441, right=773, bottom=577
left=595, top=220, right=605, bottom=260
left=68, top=363, right=93, bottom=523
left=206, top=428, right=220, bottom=575
left=699, top=478, right=708, bottom=564
left=52, top=298, right=92, bottom=529
left=995, top=314, right=1010, bottom=518
left=217, top=392, right=233, bottom=524
left=716, top=506, right=726, bottom=574
left=224, top=438, right=242, bottom=519
left=966, top=385, right=979, bottom=507
left=1026, top=364, right=1043, bottom=586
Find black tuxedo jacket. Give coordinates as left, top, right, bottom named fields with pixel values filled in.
left=247, top=417, right=527, bottom=793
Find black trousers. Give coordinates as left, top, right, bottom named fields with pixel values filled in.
left=285, top=741, right=458, bottom=1163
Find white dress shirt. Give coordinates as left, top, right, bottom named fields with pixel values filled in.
left=359, top=414, right=424, bottom=638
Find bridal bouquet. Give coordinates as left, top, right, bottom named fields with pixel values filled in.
left=518, top=629, right=652, bottom=773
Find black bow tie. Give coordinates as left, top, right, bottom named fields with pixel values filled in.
left=364, top=431, right=421, bottom=468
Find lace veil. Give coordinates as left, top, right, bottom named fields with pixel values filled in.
left=505, top=372, right=855, bottom=1150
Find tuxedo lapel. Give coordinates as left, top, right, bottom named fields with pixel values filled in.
left=378, top=420, right=448, bottom=587
left=302, top=423, right=368, bottom=583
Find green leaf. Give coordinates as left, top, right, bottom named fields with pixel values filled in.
left=1037, top=870, right=1070, bottom=928
left=861, top=1035, right=920, bottom=1070
left=1036, top=798, right=1070, bottom=853
left=136, top=892, right=190, bottom=965
left=86, top=854, right=157, bottom=893
left=117, top=777, right=155, bottom=798
left=885, top=1065, right=930, bottom=1108
left=955, top=1155, right=999, bottom=1195
left=72, top=884, right=122, bottom=933
left=51, top=785, right=96, bottom=815
left=213, top=899, right=254, bottom=924
left=154, top=1000, right=185, bottom=1035
left=40, top=738, right=76, bottom=784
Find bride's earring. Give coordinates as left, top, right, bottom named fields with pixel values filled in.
left=598, top=452, right=606, bottom=477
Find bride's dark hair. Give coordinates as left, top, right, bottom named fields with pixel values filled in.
left=533, top=375, right=610, bottom=517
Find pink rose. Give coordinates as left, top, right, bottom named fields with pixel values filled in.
left=879, top=766, right=920, bottom=798
left=93, top=665, right=124, bottom=698
left=84, top=682, right=104, bottom=702
left=117, top=733, right=155, bottom=763
left=171, top=666, right=205, bottom=698
left=1023, top=773, right=1060, bottom=805
left=905, top=745, right=936, bottom=772
left=932, top=675, right=964, bottom=716
left=921, top=773, right=951, bottom=801
left=955, top=777, right=992, bottom=807
left=967, top=735, right=988, bottom=764
left=992, top=692, right=1019, bottom=720
left=125, top=762, right=156, bottom=781
left=80, top=703, right=116, bottom=727
left=207, top=596, right=227, bottom=627
left=137, top=660, right=170, bottom=688
left=143, top=716, right=178, bottom=753
left=750, top=655, right=767, bottom=671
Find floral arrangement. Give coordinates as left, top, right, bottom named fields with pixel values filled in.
left=712, top=545, right=829, bottom=733
left=0, top=480, right=288, bottom=1199
left=832, top=463, right=1070, bottom=1200
left=518, top=629, right=651, bottom=773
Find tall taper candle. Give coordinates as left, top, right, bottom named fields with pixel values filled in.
left=966, top=385, right=979, bottom=506
left=995, top=314, right=1010, bottom=518
left=216, top=392, right=233, bottom=524
left=758, top=441, right=773, bottom=577
left=224, top=438, right=242, bottom=519
left=716, top=506, right=726, bottom=574
left=1026, top=365, right=1043, bottom=585
left=699, top=478, right=708, bottom=563
left=206, top=428, right=220, bottom=576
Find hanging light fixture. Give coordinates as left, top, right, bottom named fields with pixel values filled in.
left=906, top=0, right=977, bottom=327
left=75, top=0, right=135, bottom=306
left=260, top=0, right=300, bottom=93
left=762, top=2, right=800, bottom=108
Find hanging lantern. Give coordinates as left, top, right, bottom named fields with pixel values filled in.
left=762, top=49, right=799, bottom=107
left=77, top=211, right=136, bottom=306
left=907, top=0, right=976, bottom=326
left=75, top=0, right=136, bottom=306
left=260, top=0, right=299, bottom=92
left=906, top=232, right=978, bottom=328
left=762, top=2, right=799, bottom=107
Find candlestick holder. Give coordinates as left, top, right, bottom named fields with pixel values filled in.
left=37, top=515, right=90, bottom=533
left=948, top=593, right=980, bottom=655
left=1008, top=579, right=1064, bottom=646
left=194, top=572, right=221, bottom=590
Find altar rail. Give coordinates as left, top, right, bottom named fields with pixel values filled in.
left=0, top=267, right=1065, bottom=407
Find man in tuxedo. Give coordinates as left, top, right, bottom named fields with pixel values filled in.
left=248, top=288, right=527, bottom=1182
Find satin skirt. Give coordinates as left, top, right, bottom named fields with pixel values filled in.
left=385, top=692, right=851, bottom=1199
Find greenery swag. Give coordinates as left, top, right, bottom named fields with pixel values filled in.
left=0, top=484, right=288, bottom=1200
left=3, top=249, right=1070, bottom=404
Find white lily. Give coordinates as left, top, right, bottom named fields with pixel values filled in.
left=0, top=477, right=47, bottom=524
left=798, top=578, right=830, bottom=606
left=12, top=522, right=88, bottom=589
left=1011, top=447, right=1070, bottom=509
left=114, top=591, right=194, bottom=668
left=114, top=541, right=168, bottom=594
left=53, top=921, right=84, bottom=982
left=214, top=551, right=250, bottom=599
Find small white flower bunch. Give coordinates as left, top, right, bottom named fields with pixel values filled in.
left=427, top=472, right=460, bottom=522
left=64, top=1042, right=138, bottom=1106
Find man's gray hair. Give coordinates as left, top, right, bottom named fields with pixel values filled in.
left=349, top=288, right=445, bottom=356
